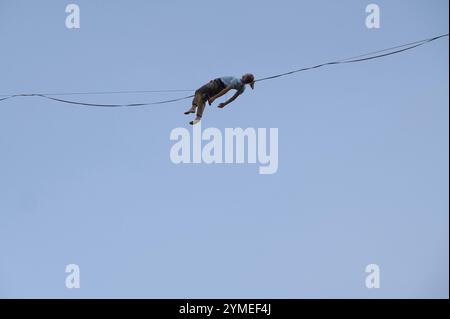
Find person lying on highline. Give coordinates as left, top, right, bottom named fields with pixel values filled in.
left=184, top=73, right=255, bottom=125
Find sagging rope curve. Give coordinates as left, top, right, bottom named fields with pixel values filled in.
left=0, top=33, right=448, bottom=108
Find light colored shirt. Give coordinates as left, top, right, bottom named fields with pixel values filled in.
left=220, top=76, right=246, bottom=94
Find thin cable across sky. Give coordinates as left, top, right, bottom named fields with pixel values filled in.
left=0, top=33, right=448, bottom=108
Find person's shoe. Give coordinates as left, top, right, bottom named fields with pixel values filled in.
left=189, top=118, right=201, bottom=125
left=184, top=108, right=195, bottom=115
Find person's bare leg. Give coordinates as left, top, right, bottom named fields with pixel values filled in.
left=185, top=91, right=202, bottom=115
left=189, top=99, right=205, bottom=125
left=184, top=105, right=196, bottom=115
left=189, top=115, right=201, bottom=125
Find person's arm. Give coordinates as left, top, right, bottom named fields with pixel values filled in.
left=208, top=87, right=232, bottom=105
left=218, top=91, right=241, bottom=108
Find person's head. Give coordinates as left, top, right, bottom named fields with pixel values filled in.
left=242, top=73, right=255, bottom=89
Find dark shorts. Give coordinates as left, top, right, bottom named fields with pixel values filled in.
left=195, top=78, right=226, bottom=102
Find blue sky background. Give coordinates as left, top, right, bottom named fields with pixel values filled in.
left=0, top=0, right=448, bottom=298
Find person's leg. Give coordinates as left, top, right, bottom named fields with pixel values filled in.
left=187, top=80, right=223, bottom=124
left=188, top=83, right=211, bottom=124
left=184, top=80, right=212, bottom=114
left=184, top=90, right=201, bottom=114
left=189, top=98, right=205, bottom=125
left=196, top=98, right=206, bottom=118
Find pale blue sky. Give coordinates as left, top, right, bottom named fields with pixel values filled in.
left=0, top=0, right=448, bottom=298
